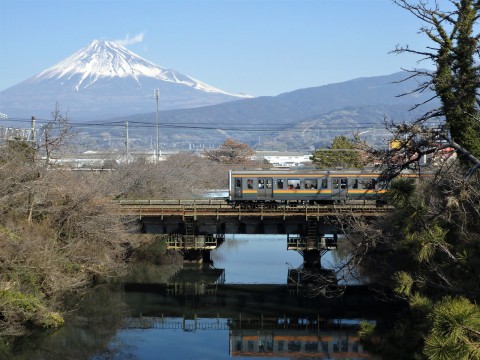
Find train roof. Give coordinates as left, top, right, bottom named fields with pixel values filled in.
left=230, top=168, right=382, bottom=176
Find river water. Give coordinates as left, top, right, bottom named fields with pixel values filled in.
left=10, top=235, right=389, bottom=360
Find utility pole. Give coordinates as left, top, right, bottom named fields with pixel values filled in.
left=125, top=121, right=129, bottom=164
left=31, top=116, right=36, bottom=142
left=155, top=89, right=160, bottom=164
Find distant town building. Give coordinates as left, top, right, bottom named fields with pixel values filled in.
left=253, top=151, right=312, bottom=168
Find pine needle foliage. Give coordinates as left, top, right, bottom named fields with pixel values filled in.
left=310, top=136, right=364, bottom=169
left=424, top=297, right=480, bottom=360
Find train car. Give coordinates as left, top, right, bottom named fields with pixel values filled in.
left=228, top=169, right=387, bottom=204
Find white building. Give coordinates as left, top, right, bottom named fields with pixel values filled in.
left=254, top=151, right=312, bottom=168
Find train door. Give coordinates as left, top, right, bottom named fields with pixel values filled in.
left=257, top=178, right=273, bottom=198
left=332, top=177, right=348, bottom=199
left=234, top=178, right=242, bottom=198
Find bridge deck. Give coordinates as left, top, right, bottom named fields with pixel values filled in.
left=118, top=199, right=392, bottom=219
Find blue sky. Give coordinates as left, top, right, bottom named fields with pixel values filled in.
left=0, top=0, right=431, bottom=96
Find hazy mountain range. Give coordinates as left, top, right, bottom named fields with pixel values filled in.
left=110, top=71, right=438, bottom=150
left=0, top=40, right=250, bottom=120
left=0, top=39, right=438, bottom=150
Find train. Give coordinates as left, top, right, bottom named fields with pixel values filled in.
left=227, top=168, right=394, bottom=205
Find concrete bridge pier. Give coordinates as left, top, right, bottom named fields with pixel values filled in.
left=202, top=250, right=213, bottom=264
left=167, top=231, right=224, bottom=265
left=181, top=250, right=204, bottom=265
left=303, top=250, right=322, bottom=267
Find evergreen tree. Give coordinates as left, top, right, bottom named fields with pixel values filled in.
left=393, top=0, right=480, bottom=162
left=310, top=136, right=364, bottom=169
left=343, top=2, right=480, bottom=359
left=424, top=297, right=480, bottom=360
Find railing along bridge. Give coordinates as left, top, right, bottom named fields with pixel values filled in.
left=118, top=199, right=392, bottom=220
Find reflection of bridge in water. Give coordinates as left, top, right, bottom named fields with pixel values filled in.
left=123, top=266, right=402, bottom=358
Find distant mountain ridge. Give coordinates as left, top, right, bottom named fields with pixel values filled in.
left=1, top=41, right=438, bottom=151
left=0, top=40, right=250, bottom=120
left=115, top=71, right=437, bottom=126
left=106, top=71, right=438, bottom=150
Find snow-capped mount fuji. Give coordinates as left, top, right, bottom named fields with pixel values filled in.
left=0, top=40, right=251, bottom=120
left=36, top=40, right=239, bottom=95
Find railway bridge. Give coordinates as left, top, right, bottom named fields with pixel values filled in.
left=119, top=199, right=391, bottom=265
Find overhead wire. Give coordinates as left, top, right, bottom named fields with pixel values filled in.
left=3, top=116, right=442, bottom=134
left=2, top=117, right=391, bottom=133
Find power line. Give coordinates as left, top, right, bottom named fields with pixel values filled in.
left=4, top=117, right=442, bottom=134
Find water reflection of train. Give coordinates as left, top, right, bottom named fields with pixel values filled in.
left=124, top=275, right=386, bottom=359
left=228, top=169, right=389, bottom=205
left=229, top=326, right=369, bottom=358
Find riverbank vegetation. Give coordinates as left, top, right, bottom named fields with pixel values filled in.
left=353, top=1, right=480, bottom=358
left=0, top=138, right=138, bottom=338
left=0, top=130, right=230, bottom=342
left=354, top=166, right=480, bottom=359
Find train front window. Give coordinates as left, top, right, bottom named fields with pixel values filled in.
left=305, top=179, right=317, bottom=189
left=287, top=179, right=300, bottom=189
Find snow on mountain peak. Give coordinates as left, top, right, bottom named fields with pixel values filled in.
left=35, top=39, right=246, bottom=97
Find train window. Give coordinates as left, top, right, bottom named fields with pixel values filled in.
left=266, top=179, right=273, bottom=189
left=235, top=179, right=242, bottom=188
left=304, top=179, right=317, bottom=189
left=277, top=179, right=284, bottom=189
left=321, top=178, right=328, bottom=189
left=352, top=179, right=359, bottom=189
left=305, top=341, right=318, bottom=352
left=362, top=179, right=377, bottom=189
left=333, top=179, right=339, bottom=189
left=288, top=341, right=302, bottom=351
left=247, top=179, right=254, bottom=189
left=258, top=179, right=265, bottom=189
left=287, top=179, right=300, bottom=189
left=340, top=178, right=347, bottom=189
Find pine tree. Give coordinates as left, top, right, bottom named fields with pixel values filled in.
left=310, top=136, right=364, bottom=169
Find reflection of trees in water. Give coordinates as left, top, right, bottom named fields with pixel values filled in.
left=12, top=285, right=130, bottom=359
left=123, top=261, right=182, bottom=285
left=225, top=236, right=242, bottom=249
left=10, top=253, right=186, bottom=358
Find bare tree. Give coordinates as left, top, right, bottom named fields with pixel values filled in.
left=203, top=138, right=255, bottom=164
left=110, top=153, right=228, bottom=200
left=39, top=103, right=74, bottom=165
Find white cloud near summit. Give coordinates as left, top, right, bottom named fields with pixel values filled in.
left=116, top=32, right=145, bottom=46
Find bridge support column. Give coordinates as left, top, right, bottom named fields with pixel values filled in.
left=303, top=250, right=321, bottom=268
left=181, top=250, right=203, bottom=265
left=202, top=250, right=212, bottom=264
